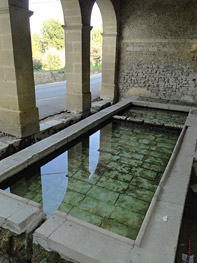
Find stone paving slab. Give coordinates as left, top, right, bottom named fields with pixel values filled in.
left=0, top=190, right=44, bottom=234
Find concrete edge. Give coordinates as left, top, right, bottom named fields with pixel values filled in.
left=0, top=190, right=45, bottom=235
left=129, top=99, right=195, bottom=112
left=54, top=210, right=135, bottom=246
left=159, top=125, right=187, bottom=187
left=112, top=115, right=184, bottom=130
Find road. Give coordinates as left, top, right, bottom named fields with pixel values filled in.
left=35, top=74, right=101, bottom=119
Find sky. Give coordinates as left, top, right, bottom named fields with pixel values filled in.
left=29, top=0, right=103, bottom=34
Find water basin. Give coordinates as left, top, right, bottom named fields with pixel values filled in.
left=0, top=120, right=180, bottom=240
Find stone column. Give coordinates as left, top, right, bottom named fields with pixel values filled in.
left=0, top=4, right=39, bottom=138
left=68, top=139, right=90, bottom=175
left=63, top=24, right=92, bottom=115
left=100, top=33, right=117, bottom=102
left=99, top=122, right=113, bottom=152
left=10, top=168, right=42, bottom=205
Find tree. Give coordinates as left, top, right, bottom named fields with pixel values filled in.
left=91, top=26, right=103, bottom=68
left=91, top=26, right=102, bottom=47
left=31, top=33, right=44, bottom=59
left=41, top=19, right=64, bottom=51
left=42, top=48, right=64, bottom=71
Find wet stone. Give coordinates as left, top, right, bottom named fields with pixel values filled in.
left=132, top=167, right=157, bottom=180
left=58, top=203, right=73, bottom=214
left=61, top=190, right=85, bottom=206
left=119, top=151, right=143, bottom=161
left=87, top=185, right=119, bottom=205
left=126, top=184, right=154, bottom=202
left=79, top=197, right=114, bottom=218
left=96, top=176, right=129, bottom=193
left=106, top=162, right=130, bottom=174
left=119, top=158, right=143, bottom=168
left=148, top=151, right=169, bottom=159
left=116, top=194, right=150, bottom=215
left=117, top=173, right=133, bottom=183
left=157, top=143, right=175, bottom=150
left=131, top=176, right=158, bottom=192
left=144, top=156, right=167, bottom=167
left=110, top=206, right=144, bottom=229
left=69, top=207, right=102, bottom=226
left=67, top=178, right=92, bottom=194
left=73, top=169, right=101, bottom=185
left=101, top=219, right=128, bottom=237
left=142, top=163, right=164, bottom=173
left=138, top=139, right=151, bottom=145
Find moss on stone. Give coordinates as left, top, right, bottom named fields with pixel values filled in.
left=0, top=228, right=32, bottom=263
left=32, top=244, right=75, bottom=263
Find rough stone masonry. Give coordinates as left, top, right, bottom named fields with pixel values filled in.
left=118, top=0, right=197, bottom=102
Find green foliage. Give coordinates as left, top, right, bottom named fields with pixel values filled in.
left=41, top=19, right=64, bottom=51
left=33, top=59, right=42, bottom=71
left=42, top=49, right=64, bottom=71
left=91, top=26, right=103, bottom=70
left=40, top=259, right=47, bottom=263
left=91, top=26, right=103, bottom=46
left=31, top=33, right=44, bottom=59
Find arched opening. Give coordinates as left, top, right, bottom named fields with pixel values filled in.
left=60, top=0, right=91, bottom=114
left=29, top=0, right=66, bottom=119
left=90, top=2, right=103, bottom=101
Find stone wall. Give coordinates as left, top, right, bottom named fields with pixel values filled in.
left=34, top=72, right=66, bottom=85
left=118, top=0, right=197, bottom=102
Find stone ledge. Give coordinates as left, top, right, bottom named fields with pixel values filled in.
left=0, top=190, right=45, bottom=235
left=34, top=211, right=133, bottom=263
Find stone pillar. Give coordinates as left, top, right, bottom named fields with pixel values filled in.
left=100, top=33, right=117, bottom=102
left=10, top=168, right=42, bottom=205
left=0, top=4, right=39, bottom=138
left=99, top=122, right=112, bottom=152
left=63, top=24, right=92, bottom=115
left=68, top=139, right=90, bottom=175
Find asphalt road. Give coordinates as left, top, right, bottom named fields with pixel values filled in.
left=35, top=73, right=101, bottom=119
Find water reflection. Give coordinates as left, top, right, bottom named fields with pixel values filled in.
left=6, top=130, right=102, bottom=218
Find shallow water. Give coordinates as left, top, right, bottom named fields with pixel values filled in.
left=2, top=121, right=180, bottom=240
left=123, top=107, right=187, bottom=126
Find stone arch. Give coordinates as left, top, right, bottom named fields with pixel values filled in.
left=94, top=0, right=118, bottom=101
left=61, top=0, right=82, bottom=26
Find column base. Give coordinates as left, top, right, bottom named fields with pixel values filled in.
left=66, top=92, right=91, bottom=114
left=0, top=106, right=39, bottom=138
left=100, top=84, right=117, bottom=102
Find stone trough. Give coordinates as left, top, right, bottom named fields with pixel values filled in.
left=0, top=99, right=196, bottom=263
